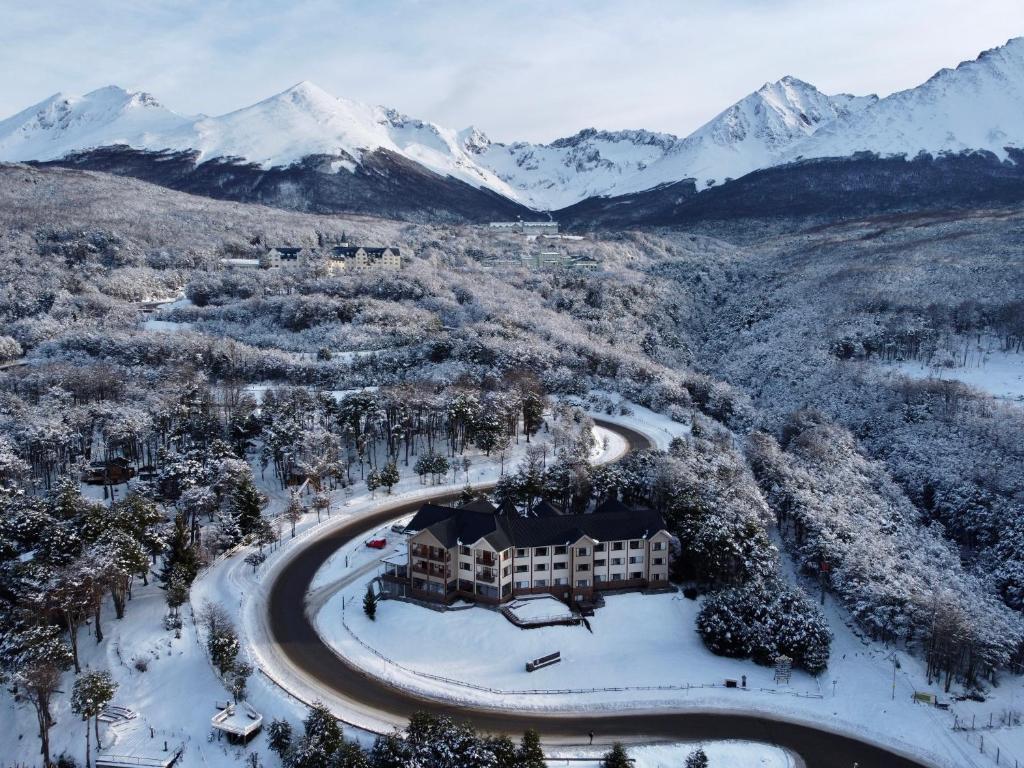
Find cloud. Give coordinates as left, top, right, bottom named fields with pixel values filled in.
left=1, top=0, right=1022, bottom=142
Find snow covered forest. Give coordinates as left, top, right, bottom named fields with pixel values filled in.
left=1, top=162, right=1024, bottom=764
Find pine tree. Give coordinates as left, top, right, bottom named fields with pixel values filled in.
left=601, top=742, right=630, bottom=768
left=71, top=670, right=117, bottom=768
left=366, top=469, right=381, bottom=498
left=685, top=747, right=709, bottom=768
left=285, top=493, right=304, bottom=538
left=159, top=512, right=199, bottom=590
left=518, top=729, right=546, bottom=768
left=232, top=477, right=264, bottom=537
left=369, top=731, right=410, bottom=768
left=363, top=585, right=377, bottom=621
left=268, top=718, right=294, bottom=759
left=304, top=701, right=343, bottom=756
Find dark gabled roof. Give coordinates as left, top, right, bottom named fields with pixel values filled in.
left=330, top=245, right=400, bottom=259
left=461, top=498, right=498, bottom=514
left=273, top=246, right=303, bottom=256
left=407, top=501, right=666, bottom=551
left=507, top=509, right=666, bottom=548
left=593, top=497, right=632, bottom=515
left=498, top=499, right=519, bottom=517
left=406, top=503, right=512, bottom=550
left=530, top=499, right=564, bottom=518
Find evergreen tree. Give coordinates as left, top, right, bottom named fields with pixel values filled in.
left=486, top=734, right=518, bottom=768
left=518, top=729, right=547, bottom=768
left=304, top=701, right=343, bottom=755
left=159, top=512, right=199, bottom=589
left=366, top=469, right=381, bottom=498
left=268, top=718, right=294, bottom=759
left=363, top=585, right=377, bottom=621
left=285, top=493, right=304, bottom=538
left=601, top=742, right=630, bottom=768
left=685, top=747, right=709, bottom=768
left=232, top=477, right=264, bottom=537
left=368, top=731, right=410, bottom=768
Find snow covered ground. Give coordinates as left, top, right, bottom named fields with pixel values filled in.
left=546, top=741, right=803, bottom=768
left=883, top=349, right=1024, bottom=405
left=310, top=538, right=1024, bottom=768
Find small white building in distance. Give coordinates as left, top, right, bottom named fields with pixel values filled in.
left=489, top=221, right=559, bottom=236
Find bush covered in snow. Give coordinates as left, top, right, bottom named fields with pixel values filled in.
left=697, top=578, right=831, bottom=674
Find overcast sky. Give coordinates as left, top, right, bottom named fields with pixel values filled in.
left=2, top=0, right=1023, bottom=143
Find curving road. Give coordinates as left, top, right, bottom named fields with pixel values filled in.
left=265, top=419, right=933, bottom=768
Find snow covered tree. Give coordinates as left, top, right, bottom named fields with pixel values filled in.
left=71, top=669, right=117, bottom=767
left=517, top=729, right=546, bottom=768
left=601, top=742, right=630, bottom=768
left=268, top=718, right=294, bottom=760
left=230, top=662, right=253, bottom=703
left=685, top=747, right=709, bottom=768
left=378, top=462, right=399, bottom=494
left=2, top=625, right=74, bottom=767
left=368, top=731, right=410, bottom=768
left=232, top=476, right=265, bottom=538
left=366, top=469, right=381, bottom=499
left=285, top=493, right=304, bottom=538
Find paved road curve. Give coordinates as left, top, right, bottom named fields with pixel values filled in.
left=266, top=419, right=933, bottom=768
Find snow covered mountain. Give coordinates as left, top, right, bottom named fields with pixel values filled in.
left=466, top=78, right=875, bottom=209
left=1, top=36, right=1022, bottom=216
left=792, top=37, right=1024, bottom=163
left=0, top=86, right=191, bottom=162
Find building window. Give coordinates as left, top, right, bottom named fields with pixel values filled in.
left=515, top=580, right=530, bottom=589
left=535, top=563, right=547, bottom=572
left=553, top=561, right=567, bottom=570
left=554, top=577, right=567, bottom=586
left=653, top=557, right=664, bottom=565
left=595, top=558, right=607, bottom=568
left=611, top=573, right=622, bottom=581
left=534, top=547, right=548, bottom=556
left=503, top=566, right=511, bottom=576
left=576, top=579, right=590, bottom=588
left=460, top=546, right=471, bottom=556
left=594, top=543, right=606, bottom=553
left=652, top=573, right=662, bottom=581
left=515, top=565, right=529, bottom=573
left=459, top=562, right=471, bottom=571
left=629, top=556, right=643, bottom=565
left=652, top=541, right=665, bottom=551
left=576, top=547, right=589, bottom=556
left=534, top=579, right=547, bottom=588
left=516, top=548, right=527, bottom=557
left=612, top=542, right=624, bottom=551
left=630, top=571, right=643, bottom=580
left=594, top=574, right=604, bottom=583
left=554, top=546, right=567, bottom=555
left=576, top=563, right=590, bottom=572
left=611, top=558, right=623, bottom=566
left=629, top=540, right=642, bottom=550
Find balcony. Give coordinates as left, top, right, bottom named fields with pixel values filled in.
left=475, top=569, right=497, bottom=584
left=475, top=554, right=497, bottom=567
left=411, top=545, right=449, bottom=562
left=412, top=561, right=451, bottom=579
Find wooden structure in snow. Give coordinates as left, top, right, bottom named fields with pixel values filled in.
left=211, top=702, right=263, bottom=742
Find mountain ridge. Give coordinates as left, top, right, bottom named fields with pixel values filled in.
left=2, top=36, right=1022, bottom=218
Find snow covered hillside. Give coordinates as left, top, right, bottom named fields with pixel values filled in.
left=1, top=37, right=1021, bottom=211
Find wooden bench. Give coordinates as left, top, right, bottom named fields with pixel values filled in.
left=526, top=651, right=561, bottom=672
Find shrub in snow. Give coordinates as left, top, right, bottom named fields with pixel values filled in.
left=697, top=578, right=831, bottom=674
left=685, top=747, right=710, bottom=768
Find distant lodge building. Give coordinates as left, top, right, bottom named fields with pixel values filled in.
left=488, top=220, right=560, bottom=236
left=480, top=252, right=601, bottom=271
left=218, top=244, right=403, bottom=272
left=383, top=498, right=672, bottom=606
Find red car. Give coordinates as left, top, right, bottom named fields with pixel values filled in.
left=366, top=538, right=387, bottom=549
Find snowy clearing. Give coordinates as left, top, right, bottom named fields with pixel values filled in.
left=881, top=349, right=1024, bottom=404
left=546, top=741, right=803, bottom=768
